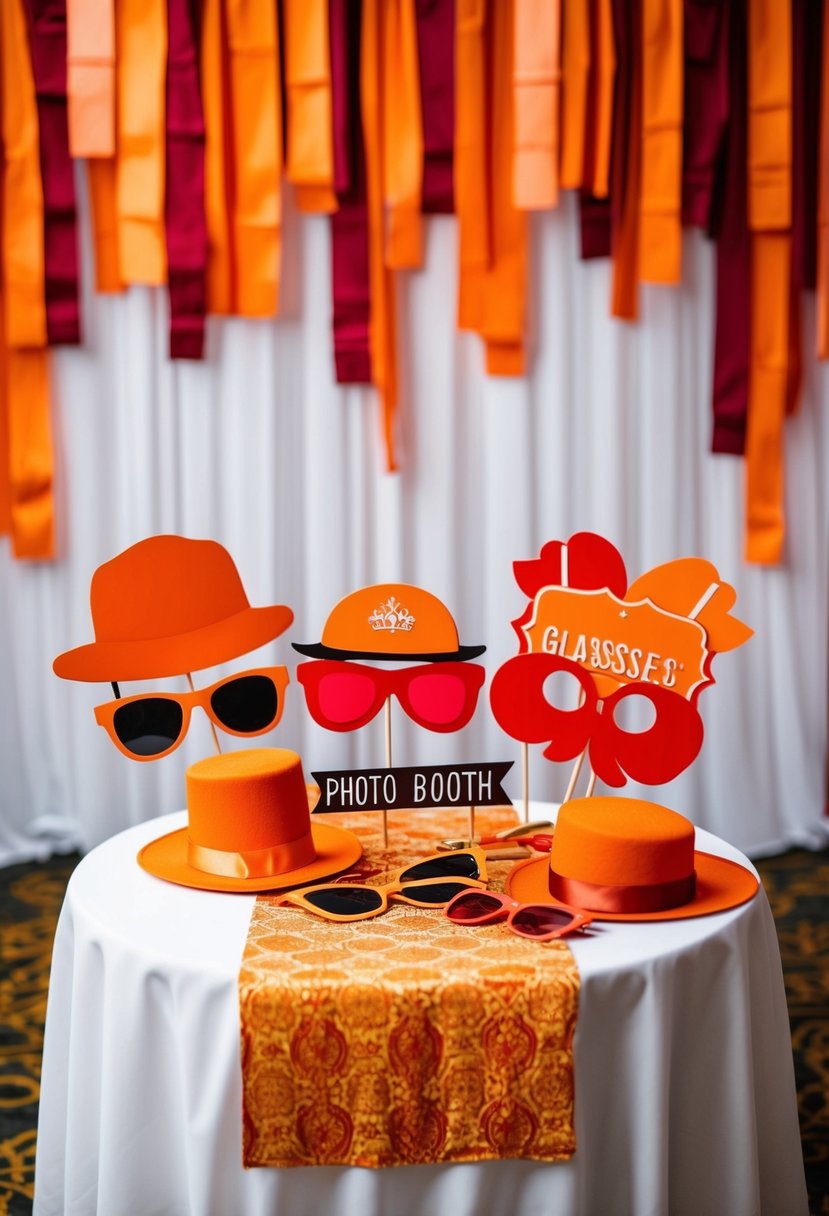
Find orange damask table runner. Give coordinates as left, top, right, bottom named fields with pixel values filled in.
left=240, top=807, right=580, bottom=1168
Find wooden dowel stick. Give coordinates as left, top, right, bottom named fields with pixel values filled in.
left=522, top=742, right=529, bottom=822
left=186, top=672, right=221, bottom=755
left=585, top=767, right=597, bottom=797
left=469, top=805, right=476, bottom=841
left=563, top=748, right=586, bottom=802
left=383, top=697, right=391, bottom=847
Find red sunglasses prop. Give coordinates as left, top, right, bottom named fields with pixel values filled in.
left=490, top=653, right=704, bottom=787
left=445, top=889, right=592, bottom=941
left=296, top=659, right=486, bottom=733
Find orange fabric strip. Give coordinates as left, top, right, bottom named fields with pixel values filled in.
left=559, top=0, right=591, bottom=189
left=383, top=0, right=424, bottom=269
left=225, top=0, right=282, bottom=316
left=512, top=0, right=562, bottom=210
left=2, top=0, right=47, bottom=349
left=456, top=0, right=489, bottom=334
left=639, top=0, right=683, bottom=283
left=6, top=346, right=55, bottom=558
left=745, top=232, right=789, bottom=564
left=283, top=0, right=336, bottom=213
left=589, top=0, right=615, bottom=198
left=66, top=0, right=115, bottom=157
left=817, top=0, right=829, bottom=357
left=0, top=322, right=8, bottom=538
left=87, top=159, right=123, bottom=292
left=201, top=0, right=234, bottom=313
left=361, top=0, right=398, bottom=468
left=747, top=0, right=791, bottom=232
left=240, top=808, right=580, bottom=1168
left=116, top=0, right=168, bottom=285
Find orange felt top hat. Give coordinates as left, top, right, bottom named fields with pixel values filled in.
left=292, top=583, right=485, bottom=663
left=508, top=796, right=759, bottom=922
left=53, top=535, right=294, bottom=682
left=137, top=748, right=362, bottom=893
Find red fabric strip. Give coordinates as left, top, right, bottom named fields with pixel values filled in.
left=711, top=0, right=749, bottom=456
left=682, top=0, right=729, bottom=231
left=549, top=868, right=697, bottom=914
left=21, top=0, right=82, bottom=346
left=415, top=0, right=454, bottom=214
left=165, top=0, right=207, bottom=359
left=329, top=0, right=372, bottom=384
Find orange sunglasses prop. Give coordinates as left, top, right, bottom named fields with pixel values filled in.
left=94, top=666, right=290, bottom=760
left=296, top=659, right=486, bottom=733
left=445, top=889, right=593, bottom=941
left=276, top=849, right=491, bottom=921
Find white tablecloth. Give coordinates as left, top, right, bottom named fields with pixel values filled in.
left=34, top=808, right=808, bottom=1216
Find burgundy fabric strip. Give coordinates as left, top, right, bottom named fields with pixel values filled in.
left=801, top=0, right=822, bottom=292
left=329, top=0, right=372, bottom=384
left=415, top=0, right=454, bottom=214
left=609, top=0, right=633, bottom=272
left=165, top=0, right=207, bottom=360
left=682, top=0, right=730, bottom=231
left=22, top=0, right=82, bottom=346
left=579, top=0, right=611, bottom=259
left=786, top=0, right=806, bottom=415
left=711, top=0, right=749, bottom=456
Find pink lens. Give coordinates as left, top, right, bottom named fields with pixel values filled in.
left=406, top=672, right=469, bottom=726
left=511, top=905, right=578, bottom=937
left=446, top=891, right=506, bottom=922
left=316, top=671, right=378, bottom=725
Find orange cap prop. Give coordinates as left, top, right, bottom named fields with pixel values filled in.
left=137, top=748, right=362, bottom=893
left=53, top=535, right=294, bottom=682
left=508, top=796, right=758, bottom=922
left=292, top=583, right=485, bottom=662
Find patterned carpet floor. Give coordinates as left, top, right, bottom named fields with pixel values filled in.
left=0, top=847, right=827, bottom=1215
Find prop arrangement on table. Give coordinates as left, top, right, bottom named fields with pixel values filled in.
left=52, top=534, right=363, bottom=889
left=294, top=582, right=506, bottom=845
left=490, top=530, right=753, bottom=804
left=4, top=0, right=820, bottom=564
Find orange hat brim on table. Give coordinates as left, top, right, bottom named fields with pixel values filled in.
left=507, top=796, right=759, bottom=922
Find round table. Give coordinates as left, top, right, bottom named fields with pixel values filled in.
left=34, top=808, right=808, bottom=1216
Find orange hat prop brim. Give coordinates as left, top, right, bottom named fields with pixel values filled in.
left=53, top=535, right=294, bottom=682
left=507, top=796, right=759, bottom=922
left=137, top=820, right=362, bottom=894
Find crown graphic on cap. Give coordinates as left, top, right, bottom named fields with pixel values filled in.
left=368, top=596, right=416, bottom=634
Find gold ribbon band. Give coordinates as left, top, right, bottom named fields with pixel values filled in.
left=188, top=831, right=316, bottom=880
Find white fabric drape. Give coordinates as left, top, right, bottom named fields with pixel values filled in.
left=1, top=190, right=827, bottom=864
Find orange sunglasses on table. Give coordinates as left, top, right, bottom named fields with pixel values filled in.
left=276, top=849, right=492, bottom=921
left=94, top=666, right=290, bottom=760
left=296, top=659, right=486, bottom=732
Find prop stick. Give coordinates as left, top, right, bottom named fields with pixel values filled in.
left=468, top=804, right=476, bottom=840
left=563, top=747, right=587, bottom=802
left=521, top=742, right=529, bottom=822
left=585, top=767, right=597, bottom=797
left=382, top=697, right=392, bottom=847
left=186, top=673, right=221, bottom=755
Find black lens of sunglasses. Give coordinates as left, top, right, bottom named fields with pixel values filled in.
left=446, top=891, right=505, bottom=921
left=400, top=853, right=481, bottom=882
left=302, top=886, right=384, bottom=916
left=511, top=905, right=577, bottom=937
left=113, top=699, right=184, bottom=756
left=210, top=674, right=278, bottom=733
left=399, top=880, right=479, bottom=905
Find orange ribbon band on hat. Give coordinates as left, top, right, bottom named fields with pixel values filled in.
left=188, top=830, right=316, bottom=880
left=549, top=868, right=696, bottom=914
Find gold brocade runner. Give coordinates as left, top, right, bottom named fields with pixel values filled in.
left=240, top=807, right=580, bottom=1168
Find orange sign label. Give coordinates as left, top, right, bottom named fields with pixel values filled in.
left=521, top=588, right=710, bottom=699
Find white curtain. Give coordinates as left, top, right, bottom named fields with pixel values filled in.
left=2, top=188, right=827, bottom=865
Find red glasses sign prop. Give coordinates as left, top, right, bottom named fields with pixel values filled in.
left=491, top=533, right=752, bottom=788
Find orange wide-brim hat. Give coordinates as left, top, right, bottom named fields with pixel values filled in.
left=137, top=748, right=362, bottom=893
left=293, top=582, right=485, bottom=663
left=54, top=535, right=294, bottom=682
left=507, top=796, right=759, bottom=922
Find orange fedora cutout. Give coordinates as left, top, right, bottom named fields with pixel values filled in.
left=53, top=535, right=294, bottom=682
left=292, top=583, right=485, bottom=663
left=507, top=796, right=759, bottom=922
left=138, top=747, right=362, bottom=893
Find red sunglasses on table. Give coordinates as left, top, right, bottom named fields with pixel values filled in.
left=296, top=659, right=486, bottom=732
left=445, top=889, right=592, bottom=941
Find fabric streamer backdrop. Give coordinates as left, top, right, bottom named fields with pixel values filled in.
left=0, top=183, right=827, bottom=866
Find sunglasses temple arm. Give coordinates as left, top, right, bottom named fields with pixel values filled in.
left=186, top=672, right=222, bottom=755
left=111, top=681, right=120, bottom=699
